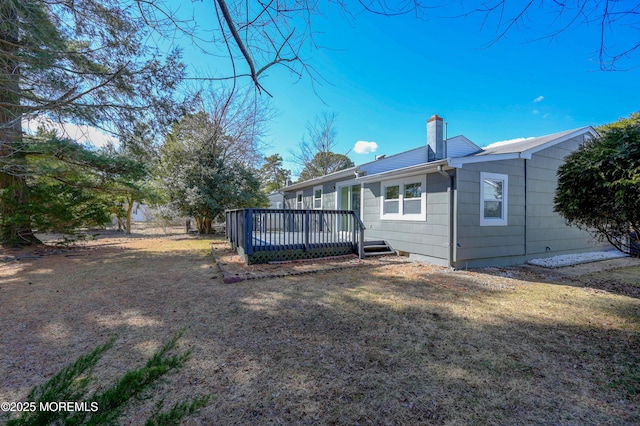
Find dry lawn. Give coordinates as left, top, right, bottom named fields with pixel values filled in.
left=1, top=232, right=639, bottom=425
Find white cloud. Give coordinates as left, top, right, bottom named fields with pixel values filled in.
left=532, top=109, right=540, bottom=115
left=533, top=95, right=544, bottom=103
left=354, top=140, right=378, bottom=154
left=23, top=117, right=117, bottom=148
left=542, top=113, right=551, bottom=119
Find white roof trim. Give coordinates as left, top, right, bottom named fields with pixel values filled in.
left=448, top=153, right=521, bottom=168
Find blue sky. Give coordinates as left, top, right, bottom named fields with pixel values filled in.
left=172, top=2, right=640, bottom=177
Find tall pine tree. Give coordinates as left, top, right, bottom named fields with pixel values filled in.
left=0, top=0, right=184, bottom=245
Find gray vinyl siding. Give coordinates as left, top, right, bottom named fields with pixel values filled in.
left=453, top=135, right=606, bottom=267
left=362, top=172, right=451, bottom=263
left=279, top=132, right=606, bottom=268
left=283, top=179, right=347, bottom=210
left=283, top=192, right=296, bottom=208
left=525, top=136, right=604, bottom=254
left=455, top=159, right=526, bottom=265
left=284, top=188, right=312, bottom=209
left=321, top=182, right=337, bottom=210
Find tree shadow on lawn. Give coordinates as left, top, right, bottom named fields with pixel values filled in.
left=1, top=243, right=638, bottom=425
left=0, top=239, right=218, bottom=420
left=178, top=266, right=640, bottom=425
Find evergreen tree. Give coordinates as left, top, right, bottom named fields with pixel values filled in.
left=555, top=112, right=640, bottom=255
left=0, top=0, right=184, bottom=245
left=258, top=154, right=291, bottom=193
left=298, top=152, right=354, bottom=182
left=8, top=132, right=148, bottom=235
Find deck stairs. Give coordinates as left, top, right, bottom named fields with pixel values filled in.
left=362, top=240, right=395, bottom=257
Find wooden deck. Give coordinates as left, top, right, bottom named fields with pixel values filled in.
left=226, top=208, right=365, bottom=264
left=251, top=231, right=354, bottom=247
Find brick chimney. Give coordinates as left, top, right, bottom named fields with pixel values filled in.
left=427, top=114, right=444, bottom=161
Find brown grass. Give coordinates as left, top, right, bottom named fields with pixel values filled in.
left=1, top=233, right=639, bottom=425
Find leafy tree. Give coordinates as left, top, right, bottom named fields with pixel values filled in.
left=597, top=112, right=640, bottom=133
left=156, top=105, right=268, bottom=234
left=555, top=112, right=640, bottom=255
left=159, top=146, right=268, bottom=234
left=0, top=0, right=184, bottom=246
left=258, top=154, right=291, bottom=193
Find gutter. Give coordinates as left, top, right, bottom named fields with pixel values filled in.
left=356, top=159, right=449, bottom=183
left=280, top=167, right=358, bottom=192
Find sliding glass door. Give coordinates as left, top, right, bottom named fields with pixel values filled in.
left=339, top=184, right=361, bottom=232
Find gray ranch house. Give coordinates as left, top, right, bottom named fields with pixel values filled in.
left=280, top=114, right=606, bottom=268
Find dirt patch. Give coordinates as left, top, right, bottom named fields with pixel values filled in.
left=209, top=239, right=414, bottom=283
left=211, top=240, right=640, bottom=293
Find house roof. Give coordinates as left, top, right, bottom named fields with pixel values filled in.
left=283, top=126, right=599, bottom=189
left=358, top=146, right=429, bottom=176
left=448, top=126, right=598, bottom=168
left=476, top=127, right=594, bottom=156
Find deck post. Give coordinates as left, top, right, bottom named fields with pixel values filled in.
left=304, top=209, right=310, bottom=252
left=352, top=211, right=365, bottom=259
left=235, top=210, right=240, bottom=250
left=244, top=209, right=254, bottom=255
left=352, top=213, right=357, bottom=251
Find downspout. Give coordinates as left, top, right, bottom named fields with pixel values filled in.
left=524, top=159, right=527, bottom=256
left=438, top=165, right=455, bottom=268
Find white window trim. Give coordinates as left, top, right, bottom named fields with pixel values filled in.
left=480, top=172, right=508, bottom=226
left=296, top=191, right=303, bottom=210
left=313, top=186, right=323, bottom=209
left=380, top=176, right=427, bottom=221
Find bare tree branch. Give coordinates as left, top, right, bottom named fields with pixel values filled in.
left=458, top=0, right=640, bottom=70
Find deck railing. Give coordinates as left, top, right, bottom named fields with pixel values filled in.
left=226, top=208, right=366, bottom=262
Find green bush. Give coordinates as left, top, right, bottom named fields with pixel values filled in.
left=6, top=332, right=209, bottom=426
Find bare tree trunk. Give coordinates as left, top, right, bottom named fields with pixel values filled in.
left=0, top=3, right=40, bottom=246
left=195, top=217, right=204, bottom=234
left=193, top=216, right=212, bottom=234
left=125, top=195, right=135, bottom=234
